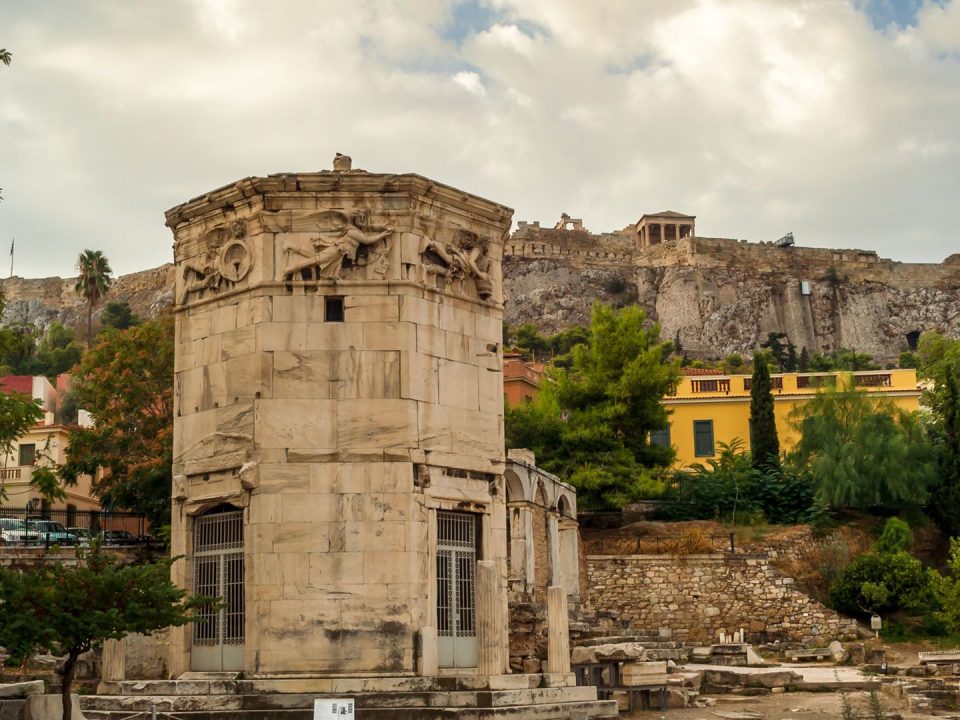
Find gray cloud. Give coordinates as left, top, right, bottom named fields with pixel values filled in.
left=1, top=0, right=958, bottom=278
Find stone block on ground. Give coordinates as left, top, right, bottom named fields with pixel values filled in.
left=621, top=661, right=668, bottom=686
left=0, top=684, right=43, bottom=700
left=25, top=694, right=86, bottom=720
left=829, top=640, right=848, bottom=663
left=591, top=642, right=648, bottom=662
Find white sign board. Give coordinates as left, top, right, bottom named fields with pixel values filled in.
left=314, top=698, right=355, bottom=720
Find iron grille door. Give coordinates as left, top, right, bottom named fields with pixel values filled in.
left=436, top=511, right=477, bottom=668
left=192, top=509, right=244, bottom=672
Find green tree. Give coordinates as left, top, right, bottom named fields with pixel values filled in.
left=927, top=361, right=960, bottom=535
left=835, top=349, right=880, bottom=371
left=74, top=249, right=113, bottom=347
left=0, top=322, right=38, bottom=374
left=0, top=391, right=43, bottom=501
left=790, top=378, right=935, bottom=510
left=0, top=49, right=10, bottom=66
left=60, top=319, right=173, bottom=524
left=0, top=547, right=203, bottom=720
left=798, top=346, right=811, bottom=371
left=930, top=537, right=960, bottom=634
left=898, top=350, right=918, bottom=369
left=513, top=323, right=549, bottom=359
left=749, top=352, right=780, bottom=472
left=761, top=332, right=788, bottom=371
left=875, top=517, right=914, bottom=554
left=784, top=342, right=799, bottom=372
left=829, top=550, right=929, bottom=618
left=506, top=303, right=680, bottom=509
left=33, top=322, right=83, bottom=378
left=100, top=300, right=141, bottom=330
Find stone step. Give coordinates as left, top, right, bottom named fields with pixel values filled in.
left=82, top=687, right=602, bottom=713
left=83, top=699, right=620, bottom=720
left=100, top=673, right=550, bottom=697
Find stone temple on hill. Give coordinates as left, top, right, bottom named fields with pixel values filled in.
left=94, top=156, right=615, bottom=718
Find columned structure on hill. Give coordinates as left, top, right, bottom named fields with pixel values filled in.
left=636, top=211, right=695, bottom=250
left=165, top=157, right=515, bottom=678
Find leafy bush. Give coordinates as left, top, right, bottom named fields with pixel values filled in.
left=930, top=537, right=960, bottom=634
left=828, top=551, right=930, bottom=618
left=603, top=276, right=629, bottom=294
left=662, top=444, right=816, bottom=525
left=875, top=517, right=914, bottom=554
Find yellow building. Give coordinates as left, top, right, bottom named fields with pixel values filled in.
left=658, top=369, right=922, bottom=469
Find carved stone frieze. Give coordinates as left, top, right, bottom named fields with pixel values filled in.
left=179, top=221, right=253, bottom=305
left=417, top=229, right=494, bottom=300
left=272, top=209, right=394, bottom=285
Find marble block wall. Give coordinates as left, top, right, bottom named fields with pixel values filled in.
left=165, top=166, right=514, bottom=677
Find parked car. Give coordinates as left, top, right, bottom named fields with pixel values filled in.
left=0, top=517, right=41, bottom=545
left=67, top=527, right=94, bottom=546
left=100, top=530, right=135, bottom=546
left=27, top=519, right=78, bottom=546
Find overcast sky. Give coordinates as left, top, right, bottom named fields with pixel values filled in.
left=1, top=0, right=958, bottom=278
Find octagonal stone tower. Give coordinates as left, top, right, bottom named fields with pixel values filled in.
left=165, top=159, right=513, bottom=679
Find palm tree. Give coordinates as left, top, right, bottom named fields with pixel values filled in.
left=74, top=250, right=113, bottom=346
left=0, top=49, right=11, bottom=66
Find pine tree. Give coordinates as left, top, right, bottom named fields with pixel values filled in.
left=749, top=353, right=780, bottom=471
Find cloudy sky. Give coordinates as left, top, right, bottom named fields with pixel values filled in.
left=1, top=0, right=958, bottom=278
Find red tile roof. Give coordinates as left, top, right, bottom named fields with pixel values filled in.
left=0, top=375, right=33, bottom=395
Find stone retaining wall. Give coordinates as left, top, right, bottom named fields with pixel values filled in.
left=586, top=553, right=858, bottom=644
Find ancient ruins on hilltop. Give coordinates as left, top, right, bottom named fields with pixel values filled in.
left=504, top=213, right=960, bottom=362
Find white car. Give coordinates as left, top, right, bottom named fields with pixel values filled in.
left=0, top=517, right=41, bottom=545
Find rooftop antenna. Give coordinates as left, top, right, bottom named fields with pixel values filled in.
left=775, top=232, right=794, bottom=248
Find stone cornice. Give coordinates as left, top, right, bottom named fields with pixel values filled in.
left=164, top=172, right=514, bottom=229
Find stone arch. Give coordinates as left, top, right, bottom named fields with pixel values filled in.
left=557, top=493, right=573, bottom=519
left=505, top=468, right=527, bottom=504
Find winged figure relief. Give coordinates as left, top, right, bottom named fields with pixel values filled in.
left=281, top=210, right=393, bottom=283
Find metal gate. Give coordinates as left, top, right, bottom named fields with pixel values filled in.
left=436, top=511, right=477, bottom=668
left=191, top=509, right=244, bottom=672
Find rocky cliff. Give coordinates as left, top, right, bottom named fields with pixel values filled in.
left=503, top=223, right=960, bottom=362
left=0, top=264, right=175, bottom=332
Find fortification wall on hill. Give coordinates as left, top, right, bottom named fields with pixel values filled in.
left=0, top=264, right=176, bottom=332
left=640, top=236, right=960, bottom=288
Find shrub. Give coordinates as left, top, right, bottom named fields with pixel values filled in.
left=603, top=276, right=629, bottom=294
left=829, top=551, right=930, bottom=618
left=875, top=517, right=914, bottom=554
left=930, top=537, right=960, bottom=634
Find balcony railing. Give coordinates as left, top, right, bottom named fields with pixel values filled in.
left=854, top=373, right=892, bottom=388
left=0, top=468, right=22, bottom=481
left=690, top=379, right=731, bottom=394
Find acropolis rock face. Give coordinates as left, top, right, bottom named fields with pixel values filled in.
left=504, top=220, right=960, bottom=362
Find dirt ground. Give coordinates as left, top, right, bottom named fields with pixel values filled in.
left=629, top=690, right=918, bottom=720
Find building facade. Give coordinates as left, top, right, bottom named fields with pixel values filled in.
left=0, top=374, right=99, bottom=513
left=503, top=352, right=544, bottom=408
left=660, top=369, right=922, bottom=468
left=166, top=160, right=515, bottom=678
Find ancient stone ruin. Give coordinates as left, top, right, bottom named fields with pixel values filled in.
left=89, top=159, right=616, bottom=718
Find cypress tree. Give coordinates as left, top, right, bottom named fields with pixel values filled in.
left=749, top=353, right=781, bottom=471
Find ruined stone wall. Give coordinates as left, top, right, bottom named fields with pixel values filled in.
left=0, top=264, right=176, bottom=332
left=585, top=553, right=858, bottom=644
